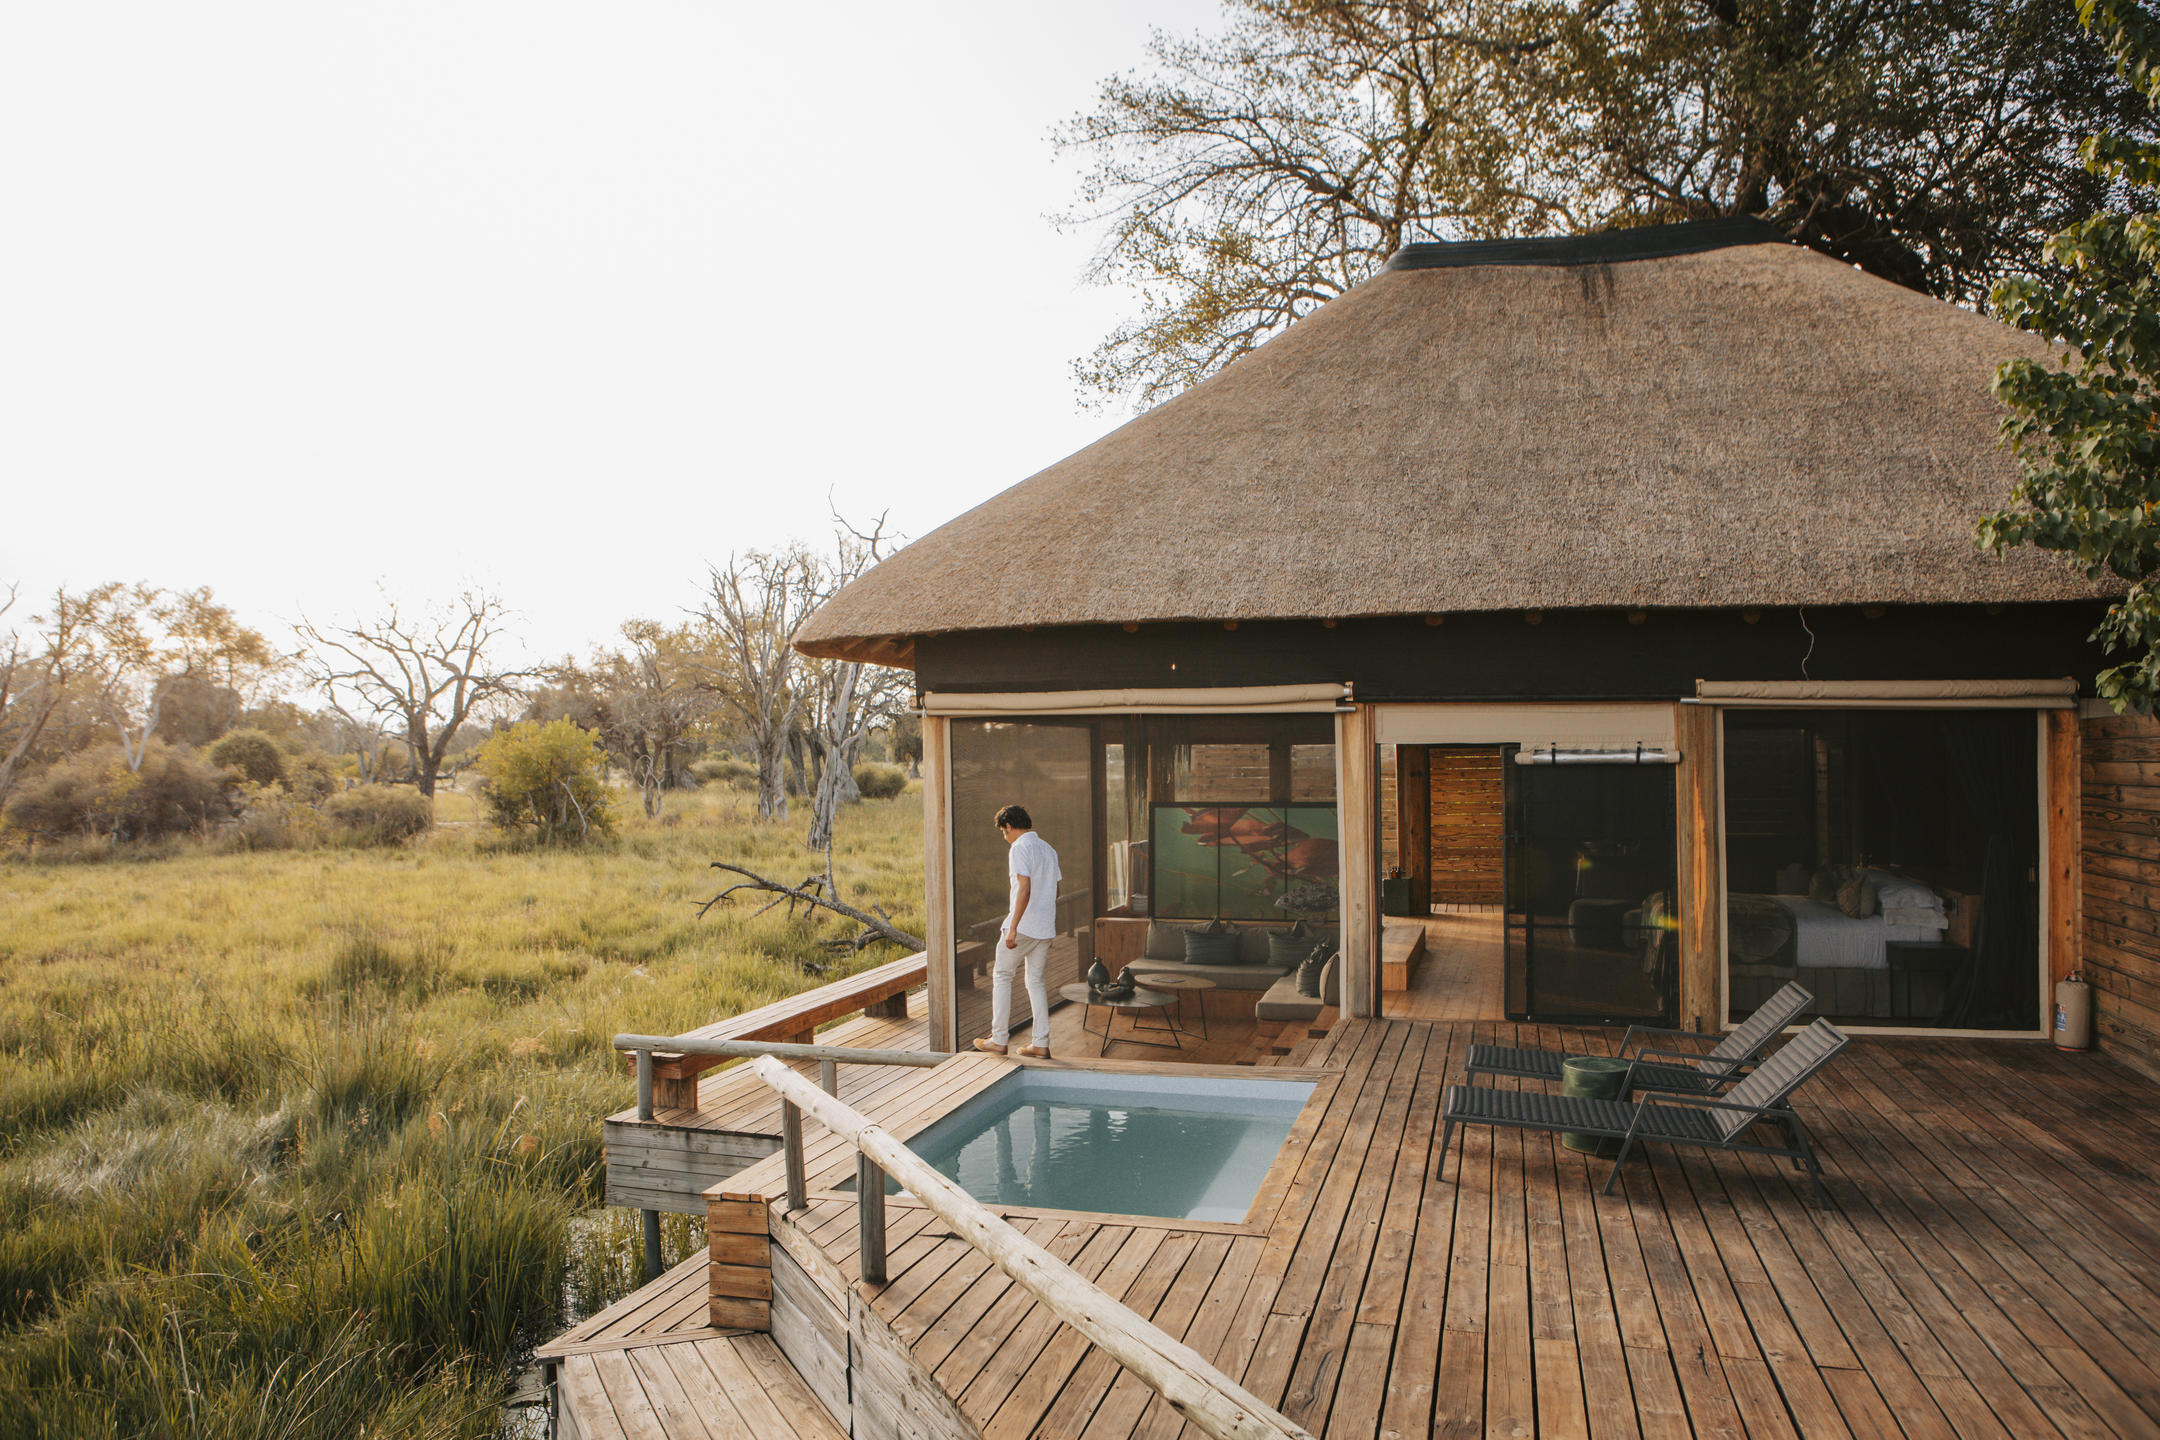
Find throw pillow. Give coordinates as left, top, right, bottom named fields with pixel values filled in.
left=1142, top=922, right=1189, bottom=962
left=1267, top=929, right=1313, bottom=968
left=1835, top=874, right=1879, bottom=920
left=1184, top=923, right=1239, bottom=966
left=1296, top=951, right=1325, bottom=998
left=1807, top=865, right=1842, bottom=903
left=1320, top=954, right=1341, bottom=1008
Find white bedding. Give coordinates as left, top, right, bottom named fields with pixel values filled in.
left=1771, top=896, right=1945, bottom=971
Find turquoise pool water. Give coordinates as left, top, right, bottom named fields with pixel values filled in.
left=855, top=1069, right=1316, bottom=1222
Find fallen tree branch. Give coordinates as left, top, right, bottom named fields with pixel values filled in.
left=696, top=860, right=926, bottom=954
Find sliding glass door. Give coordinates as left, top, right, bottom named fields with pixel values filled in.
left=1503, top=751, right=1677, bottom=1023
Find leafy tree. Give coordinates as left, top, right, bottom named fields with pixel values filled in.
left=296, top=591, right=532, bottom=797
left=209, top=728, right=287, bottom=787
left=1062, top=0, right=2150, bottom=404
left=477, top=719, right=612, bottom=843
left=0, top=584, right=93, bottom=808
left=534, top=622, right=713, bottom=819
left=75, top=584, right=278, bottom=773
left=1981, top=0, right=2160, bottom=713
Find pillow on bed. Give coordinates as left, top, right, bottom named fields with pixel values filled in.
left=1807, top=866, right=1843, bottom=903
left=1860, top=869, right=1943, bottom=914
left=1835, top=874, right=1879, bottom=919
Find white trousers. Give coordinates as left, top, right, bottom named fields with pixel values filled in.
left=990, top=934, right=1052, bottom=1046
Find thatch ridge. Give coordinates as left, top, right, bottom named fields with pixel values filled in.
left=797, top=233, right=2105, bottom=664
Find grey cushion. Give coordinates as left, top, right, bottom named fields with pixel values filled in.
left=1185, top=927, right=1240, bottom=965
left=1235, top=925, right=1273, bottom=965
left=1266, top=929, right=1316, bottom=967
left=1321, top=954, right=1340, bottom=1008
left=1256, top=967, right=1324, bottom=1021
left=1143, top=922, right=1188, bottom=961
left=1296, top=952, right=1324, bottom=997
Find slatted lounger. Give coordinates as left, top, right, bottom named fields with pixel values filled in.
left=1464, top=981, right=1814, bottom=1097
left=1437, top=1018, right=1850, bottom=1203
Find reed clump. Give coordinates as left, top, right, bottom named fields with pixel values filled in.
left=0, top=785, right=925, bottom=1438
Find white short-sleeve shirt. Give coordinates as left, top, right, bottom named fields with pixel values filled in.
left=1007, top=830, right=1062, bottom=940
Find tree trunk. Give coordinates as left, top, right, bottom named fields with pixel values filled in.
left=754, top=726, right=789, bottom=822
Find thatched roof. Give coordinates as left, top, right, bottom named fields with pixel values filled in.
left=797, top=219, right=2106, bottom=666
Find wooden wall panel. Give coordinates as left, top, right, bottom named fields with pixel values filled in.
left=1428, top=748, right=1503, bottom=905
left=2079, top=709, right=2160, bottom=1083
left=1399, top=745, right=1433, bottom=913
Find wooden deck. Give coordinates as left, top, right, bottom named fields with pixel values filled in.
left=541, top=1254, right=849, bottom=1440
left=574, top=1003, right=2160, bottom=1438
left=698, top=1016, right=2160, bottom=1439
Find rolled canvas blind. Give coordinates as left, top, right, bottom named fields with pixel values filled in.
left=1694, top=678, right=2078, bottom=708
left=1373, top=702, right=1678, bottom=752
left=922, top=683, right=1349, bottom=716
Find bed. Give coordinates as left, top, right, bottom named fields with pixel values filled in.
left=1728, top=870, right=1954, bottom=1018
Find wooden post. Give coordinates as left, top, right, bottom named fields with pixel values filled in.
left=634, top=1050, right=654, bottom=1122
left=1399, top=745, right=1432, bottom=915
left=819, top=1059, right=839, bottom=1096
left=922, top=713, right=956, bottom=1053
left=706, top=1196, right=773, bottom=1330
left=858, top=1153, right=888, bottom=1284
left=782, top=1099, right=807, bottom=1212
left=1674, top=702, right=1723, bottom=1033
left=642, top=1208, right=663, bottom=1281
left=752, top=1057, right=1319, bottom=1440
left=1337, top=704, right=1378, bottom=1019
left=2047, top=707, right=2080, bottom=986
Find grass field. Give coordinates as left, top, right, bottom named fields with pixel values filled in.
left=0, top=783, right=925, bottom=1439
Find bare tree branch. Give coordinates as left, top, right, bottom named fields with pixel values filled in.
left=696, top=859, right=925, bottom=954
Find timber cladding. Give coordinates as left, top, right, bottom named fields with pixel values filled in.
left=2079, top=710, right=2160, bottom=1083
left=1428, top=748, right=1503, bottom=905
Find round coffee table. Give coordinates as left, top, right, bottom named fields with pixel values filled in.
left=1058, top=981, right=1182, bottom=1051
left=1127, top=972, right=1216, bottom=1039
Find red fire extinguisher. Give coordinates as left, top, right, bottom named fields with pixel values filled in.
left=2054, top=971, right=2092, bottom=1052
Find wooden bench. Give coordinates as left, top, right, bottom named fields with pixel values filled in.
left=626, top=951, right=927, bottom=1111
left=1382, top=921, right=1426, bottom=993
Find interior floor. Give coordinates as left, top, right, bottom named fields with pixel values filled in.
left=1385, top=910, right=1506, bottom=1022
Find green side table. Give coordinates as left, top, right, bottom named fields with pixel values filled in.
left=1560, top=1056, right=1631, bottom=1157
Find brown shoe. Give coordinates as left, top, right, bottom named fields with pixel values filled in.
left=1016, top=1045, right=1051, bottom=1059
left=972, top=1038, right=1008, bottom=1055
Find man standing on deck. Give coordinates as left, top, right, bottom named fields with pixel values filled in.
left=975, top=804, right=1058, bottom=1058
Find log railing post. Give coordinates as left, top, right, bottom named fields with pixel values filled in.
left=858, top=1153, right=887, bottom=1284
left=820, top=1059, right=839, bottom=1096
left=635, top=1049, right=654, bottom=1122
left=782, top=1100, right=807, bottom=1213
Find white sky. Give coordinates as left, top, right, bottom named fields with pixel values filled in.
left=0, top=1, right=1222, bottom=666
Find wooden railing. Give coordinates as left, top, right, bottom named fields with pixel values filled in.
left=623, top=950, right=929, bottom=1110
left=753, top=1056, right=1320, bottom=1440
left=610, top=1032, right=945, bottom=1278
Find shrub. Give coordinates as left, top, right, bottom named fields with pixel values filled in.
left=283, top=747, right=339, bottom=803
left=208, top=728, right=286, bottom=786
left=3, top=741, right=231, bottom=841
left=690, top=755, right=757, bottom=790
left=323, top=785, right=433, bottom=844
left=853, top=762, right=908, bottom=800
left=477, top=719, right=612, bottom=842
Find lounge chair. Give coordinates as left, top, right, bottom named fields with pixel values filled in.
left=1436, top=1018, right=1849, bottom=1202
left=1464, top=981, right=1814, bottom=1097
